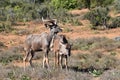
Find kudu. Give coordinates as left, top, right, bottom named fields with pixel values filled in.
left=52, top=35, right=72, bottom=69
left=23, top=18, right=62, bottom=70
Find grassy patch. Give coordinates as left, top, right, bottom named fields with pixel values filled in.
left=100, top=69, right=120, bottom=80
left=71, top=37, right=120, bottom=51
left=0, top=46, right=23, bottom=65
left=0, top=22, right=14, bottom=33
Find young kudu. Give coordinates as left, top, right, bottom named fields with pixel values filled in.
left=23, top=18, right=62, bottom=70
left=52, top=35, right=72, bottom=69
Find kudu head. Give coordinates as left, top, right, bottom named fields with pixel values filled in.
left=42, top=17, right=62, bottom=35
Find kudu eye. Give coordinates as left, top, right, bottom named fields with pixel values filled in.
left=50, top=27, right=53, bottom=29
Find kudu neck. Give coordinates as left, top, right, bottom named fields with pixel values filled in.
left=48, top=31, right=56, bottom=44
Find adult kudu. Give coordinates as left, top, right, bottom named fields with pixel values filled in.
left=23, top=18, right=62, bottom=70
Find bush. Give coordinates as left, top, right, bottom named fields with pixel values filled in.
left=0, top=22, right=13, bottom=33
left=90, top=0, right=113, bottom=8
left=84, top=7, right=110, bottom=29
left=50, top=0, right=78, bottom=9
left=109, top=17, right=120, bottom=28
left=113, top=0, right=120, bottom=13
left=21, top=75, right=31, bottom=80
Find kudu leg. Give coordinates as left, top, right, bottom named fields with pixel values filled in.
left=43, top=56, right=46, bottom=68
left=46, top=56, right=49, bottom=68
left=29, top=50, right=34, bottom=68
left=65, top=56, right=68, bottom=70
left=23, top=51, right=30, bottom=71
left=54, top=52, right=57, bottom=68
left=59, top=55, right=63, bottom=69
left=43, top=56, right=49, bottom=68
left=43, top=50, right=49, bottom=68
left=57, top=53, right=59, bottom=67
left=54, top=52, right=59, bottom=68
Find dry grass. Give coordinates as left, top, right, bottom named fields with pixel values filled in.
left=71, top=37, right=120, bottom=52
left=0, top=49, right=120, bottom=80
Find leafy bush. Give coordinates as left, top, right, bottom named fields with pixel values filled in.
left=50, top=0, right=78, bottom=9
left=0, top=0, right=115, bottom=24
left=21, top=75, right=31, bottom=80
left=0, top=22, right=14, bottom=33
left=113, top=0, right=120, bottom=13
left=50, top=0, right=114, bottom=10
left=109, top=17, right=120, bottom=28
left=84, top=7, right=110, bottom=29
left=90, top=0, right=113, bottom=8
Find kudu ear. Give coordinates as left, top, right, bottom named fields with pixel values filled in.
left=52, top=19, right=57, bottom=25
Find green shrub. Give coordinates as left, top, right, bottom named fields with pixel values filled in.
left=114, top=0, right=120, bottom=13
left=110, top=52, right=117, bottom=56
left=89, top=69, right=103, bottom=77
left=21, top=75, right=31, bottom=80
left=0, top=22, right=13, bottom=33
left=50, top=0, right=78, bottom=9
left=84, top=7, right=110, bottom=29
left=90, top=0, right=113, bottom=8
left=109, top=17, right=120, bottom=28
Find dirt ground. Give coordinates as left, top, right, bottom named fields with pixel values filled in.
left=1, top=21, right=120, bottom=48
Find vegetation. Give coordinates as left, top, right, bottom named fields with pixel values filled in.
left=84, top=7, right=110, bottom=29
left=0, top=44, right=120, bottom=79
left=0, top=41, right=5, bottom=48
left=114, top=0, right=120, bottom=13
left=0, top=0, right=119, bottom=31
left=100, top=69, right=120, bottom=80
left=71, top=37, right=120, bottom=51
left=109, top=17, right=120, bottom=28
left=0, top=46, right=23, bottom=65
